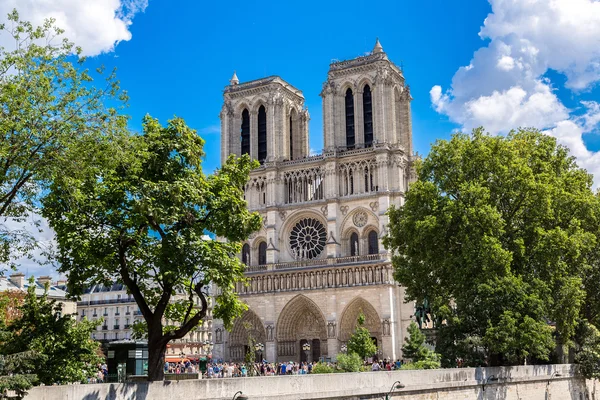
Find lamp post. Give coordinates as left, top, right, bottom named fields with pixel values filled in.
left=254, top=342, right=264, bottom=362
left=302, top=342, right=311, bottom=362
left=232, top=391, right=248, bottom=400
left=546, top=372, right=562, bottom=400
left=384, top=381, right=405, bottom=400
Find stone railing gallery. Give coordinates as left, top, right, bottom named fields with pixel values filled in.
left=237, top=254, right=393, bottom=295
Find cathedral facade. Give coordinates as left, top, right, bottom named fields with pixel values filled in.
left=213, top=40, right=416, bottom=363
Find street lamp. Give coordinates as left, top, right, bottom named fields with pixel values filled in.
left=254, top=342, right=264, bottom=362
left=546, top=372, right=562, bottom=399
left=302, top=342, right=311, bottom=362
left=232, top=391, right=248, bottom=400
left=384, top=381, right=405, bottom=400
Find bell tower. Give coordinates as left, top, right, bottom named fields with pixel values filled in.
left=320, top=39, right=412, bottom=154
left=220, top=74, right=309, bottom=165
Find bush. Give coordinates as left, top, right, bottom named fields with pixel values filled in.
left=310, top=362, right=334, bottom=374
left=336, top=352, right=363, bottom=372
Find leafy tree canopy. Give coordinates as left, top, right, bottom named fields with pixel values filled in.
left=385, top=128, right=600, bottom=366
left=347, top=312, right=378, bottom=360
left=0, top=10, right=127, bottom=268
left=0, top=278, right=101, bottom=389
left=42, top=115, right=261, bottom=380
left=401, top=321, right=440, bottom=369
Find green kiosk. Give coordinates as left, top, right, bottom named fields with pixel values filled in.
left=106, top=340, right=148, bottom=382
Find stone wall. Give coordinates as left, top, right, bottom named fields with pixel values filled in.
left=23, top=364, right=599, bottom=400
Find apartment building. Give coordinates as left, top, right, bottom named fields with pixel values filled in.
left=77, top=283, right=214, bottom=359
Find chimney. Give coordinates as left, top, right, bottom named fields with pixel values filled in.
left=38, top=276, right=53, bottom=288
left=56, top=279, right=67, bottom=287
left=9, top=273, right=25, bottom=289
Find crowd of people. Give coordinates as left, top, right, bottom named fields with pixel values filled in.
left=161, top=358, right=407, bottom=378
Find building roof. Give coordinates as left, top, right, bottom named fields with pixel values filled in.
left=0, top=276, right=68, bottom=299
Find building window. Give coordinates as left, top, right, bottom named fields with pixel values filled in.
left=289, top=218, right=327, bottom=260
left=258, top=242, right=267, bottom=265
left=363, top=85, right=373, bottom=147
left=257, top=105, right=267, bottom=163
left=241, top=109, right=250, bottom=156
left=289, top=115, right=293, bottom=160
left=350, top=232, right=359, bottom=257
left=345, top=88, right=355, bottom=149
left=368, top=230, right=379, bottom=255
left=242, top=243, right=250, bottom=265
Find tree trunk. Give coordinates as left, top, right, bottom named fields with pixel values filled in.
left=147, top=334, right=167, bottom=381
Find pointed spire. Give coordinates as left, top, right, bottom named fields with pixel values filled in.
left=373, top=38, right=384, bottom=54
left=230, top=71, right=239, bottom=85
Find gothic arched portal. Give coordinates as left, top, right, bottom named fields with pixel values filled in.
left=276, top=294, right=327, bottom=362
left=229, top=309, right=266, bottom=361
left=339, top=297, right=381, bottom=344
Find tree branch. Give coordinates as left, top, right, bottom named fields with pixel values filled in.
left=169, top=283, right=207, bottom=340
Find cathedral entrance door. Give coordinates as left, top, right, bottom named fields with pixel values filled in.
left=312, top=339, right=321, bottom=362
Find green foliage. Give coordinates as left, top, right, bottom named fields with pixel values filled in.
left=385, top=128, right=600, bottom=366
left=0, top=279, right=102, bottom=385
left=347, top=312, right=377, bottom=359
left=336, top=352, right=363, bottom=372
left=245, top=333, right=256, bottom=377
left=0, top=10, right=127, bottom=268
left=42, top=115, right=261, bottom=380
left=310, top=362, right=334, bottom=374
left=401, top=322, right=441, bottom=368
left=575, top=321, right=600, bottom=379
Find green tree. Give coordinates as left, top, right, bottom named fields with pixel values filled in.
left=384, top=128, right=600, bottom=366
left=0, top=11, right=127, bottom=268
left=1, top=279, right=101, bottom=385
left=347, top=312, right=377, bottom=360
left=336, top=352, right=363, bottom=372
left=575, top=320, right=600, bottom=379
left=42, top=116, right=261, bottom=381
left=401, top=322, right=440, bottom=369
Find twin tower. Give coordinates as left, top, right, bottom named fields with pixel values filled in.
left=214, top=40, right=417, bottom=364
left=219, top=39, right=413, bottom=165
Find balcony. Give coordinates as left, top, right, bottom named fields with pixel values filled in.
left=115, top=312, right=120, bottom=316
left=102, top=326, right=108, bottom=330
left=124, top=324, right=131, bottom=329
left=103, top=313, right=108, bottom=317
left=125, top=311, right=131, bottom=315
left=133, top=310, right=142, bottom=316
left=113, top=325, right=120, bottom=330
left=92, top=314, right=98, bottom=317
left=245, top=253, right=387, bottom=273
left=76, top=298, right=137, bottom=307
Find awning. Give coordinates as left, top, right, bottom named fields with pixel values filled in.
left=165, top=357, right=189, bottom=363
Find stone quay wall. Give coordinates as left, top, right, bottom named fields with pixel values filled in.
left=23, top=364, right=599, bottom=400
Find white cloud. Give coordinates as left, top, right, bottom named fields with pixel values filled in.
left=0, top=0, right=148, bottom=56
left=431, top=0, right=600, bottom=187
left=3, top=213, right=58, bottom=278
left=198, top=125, right=221, bottom=135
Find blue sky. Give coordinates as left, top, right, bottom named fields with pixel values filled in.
left=3, top=0, right=600, bottom=276
left=85, top=0, right=492, bottom=172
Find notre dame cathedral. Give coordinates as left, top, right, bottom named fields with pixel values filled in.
left=213, top=40, right=416, bottom=363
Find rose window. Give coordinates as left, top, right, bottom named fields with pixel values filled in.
left=289, top=218, right=327, bottom=259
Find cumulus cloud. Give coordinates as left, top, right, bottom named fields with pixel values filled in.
left=431, top=0, right=600, bottom=187
left=0, top=0, right=148, bottom=56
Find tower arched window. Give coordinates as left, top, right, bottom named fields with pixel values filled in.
left=258, top=241, right=267, bottom=265
left=345, top=88, right=355, bottom=149
left=289, top=115, right=294, bottom=160
left=368, top=230, right=379, bottom=255
left=241, top=109, right=250, bottom=156
left=242, top=243, right=250, bottom=265
left=258, top=105, right=267, bottom=163
left=350, top=232, right=359, bottom=257
left=363, top=85, right=373, bottom=147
